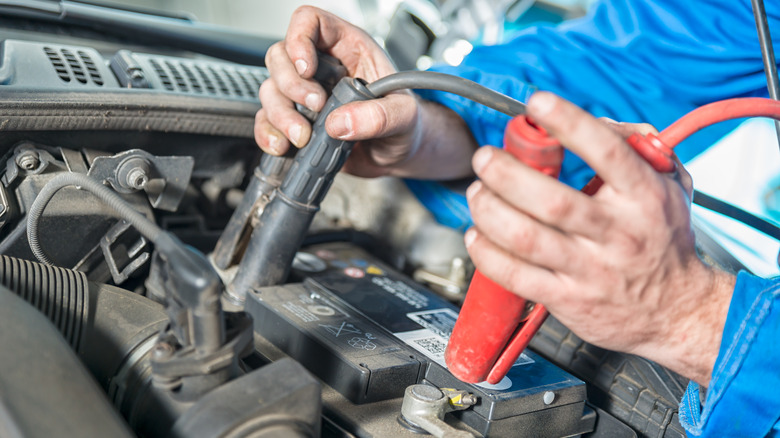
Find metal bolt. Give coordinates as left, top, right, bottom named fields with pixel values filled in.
left=126, top=167, right=149, bottom=190
left=16, top=151, right=40, bottom=171
left=152, top=342, right=174, bottom=359
left=543, top=391, right=556, bottom=405
left=129, top=69, right=145, bottom=80
left=460, top=394, right=478, bottom=406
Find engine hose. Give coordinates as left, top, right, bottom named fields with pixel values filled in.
left=658, top=97, right=780, bottom=147
left=0, top=254, right=89, bottom=350
left=27, top=172, right=164, bottom=266
left=580, top=98, right=780, bottom=194
left=366, top=71, right=527, bottom=117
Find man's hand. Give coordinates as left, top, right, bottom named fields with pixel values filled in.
left=256, top=6, right=417, bottom=177
left=256, top=6, right=478, bottom=180
left=465, top=92, right=735, bottom=385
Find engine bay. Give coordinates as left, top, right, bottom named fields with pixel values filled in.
left=0, top=5, right=750, bottom=437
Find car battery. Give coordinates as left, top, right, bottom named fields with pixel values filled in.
left=245, top=241, right=594, bottom=437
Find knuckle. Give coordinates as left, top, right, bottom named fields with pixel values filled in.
left=503, top=265, right=526, bottom=295
left=258, top=79, right=276, bottom=102
left=264, top=42, right=283, bottom=66
left=644, top=182, right=669, bottom=206
left=294, top=5, right=317, bottom=17
left=541, top=192, right=574, bottom=219
left=615, top=232, right=648, bottom=257
left=599, top=137, right=625, bottom=163
left=265, top=107, right=289, bottom=128
left=509, top=222, right=537, bottom=255
left=635, top=122, right=658, bottom=135
left=364, top=102, right=391, bottom=136
left=580, top=205, right=611, bottom=237
left=254, top=108, right=267, bottom=124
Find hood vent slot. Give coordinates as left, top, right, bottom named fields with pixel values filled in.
left=44, top=47, right=70, bottom=82
left=44, top=46, right=104, bottom=86
left=141, top=55, right=266, bottom=100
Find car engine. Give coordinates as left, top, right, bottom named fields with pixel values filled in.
left=0, top=2, right=752, bottom=437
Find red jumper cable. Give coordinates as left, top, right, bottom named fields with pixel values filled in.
left=445, top=97, right=780, bottom=385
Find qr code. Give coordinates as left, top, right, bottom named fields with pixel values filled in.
left=413, top=337, right=447, bottom=356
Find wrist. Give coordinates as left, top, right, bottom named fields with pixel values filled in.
left=386, top=99, right=478, bottom=180
left=633, top=265, right=735, bottom=386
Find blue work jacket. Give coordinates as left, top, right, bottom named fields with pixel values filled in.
left=412, top=1, right=780, bottom=436
left=679, top=272, right=780, bottom=437
left=412, top=0, right=780, bottom=232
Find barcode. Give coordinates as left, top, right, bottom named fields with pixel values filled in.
left=413, top=337, right=447, bottom=356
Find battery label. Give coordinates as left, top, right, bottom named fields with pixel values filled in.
left=282, top=302, right=320, bottom=323
left=270, top=290, right=400, bottom=358
left=406, top=308, right=458, bottom=338
left=370, top=276, right=429, bottom=310
left=395, top=329, right=450, bottom=368
left=395, top=327, right=534, bottom=370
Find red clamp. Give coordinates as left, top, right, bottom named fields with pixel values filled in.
left=445, top=118, right=677, bottom=385
left=445, top=115, right=562, bottom=384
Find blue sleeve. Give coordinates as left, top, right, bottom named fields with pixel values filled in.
left=678, top=271, right=780, bottom=437
left=409, top=0, right=780, bottom=230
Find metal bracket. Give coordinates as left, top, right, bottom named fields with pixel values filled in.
left=150, top=312, right=253, bottom=379
left=99, top=219, right=150, bottom=285
left=3, top=143, right=60, bottom=186
left=88, top=149, right=194, bottom=212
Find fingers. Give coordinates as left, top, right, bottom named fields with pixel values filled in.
left=464, top=227, right=562, bottom=304
left=254, top=109, right=288, bottom=155
left=466, top=179, right=587, bottom=274
left=257, top=79, right=312, bottom=151
left=325, top=92, right=418, bottom=144
left=599, top=118, right=659, bottom=138
left=528, top=92, right=657, bottom=194
left=265, top=42, right=326, bottom=113
left=284, top=6, right=334, bottom=76
left=471, top=147, right=610, bottom=240
left=341, top=144, right=392, bottom=177
left=285, top=6, right=383, bottom=74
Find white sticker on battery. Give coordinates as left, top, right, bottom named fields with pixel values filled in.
left=395, top=329, right=449, bottom=368
left=406, top=308, right=459, bottom=338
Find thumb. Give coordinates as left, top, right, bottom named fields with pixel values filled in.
left=324, top=92, right=418, bottom=141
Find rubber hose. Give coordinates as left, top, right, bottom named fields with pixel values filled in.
left=27, top=172, right=164, bottom=266
left=366, top=71, right=527, bottom=117
left=0, top=254, right=89, bottom=350
left=659, top=97, right=780, bottom=147
left=580, top=97, right=780, bottom=192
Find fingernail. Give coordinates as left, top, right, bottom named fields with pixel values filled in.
left=472, top=148, right=492, bottom=174
left=288, top=124, right=302, bottom=147
left=295, top=59, right=308, bottom=76
left=464, top=228, right=477, bottom=248
left=466, top=180, right=482, bottom=200
left=528, top=92, right=556, bottom=117
left=268, top=133, right=281, bottom=154
left=305, top=93, right=322, bottom=111
left=329, top=112, right=353, bottom=139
